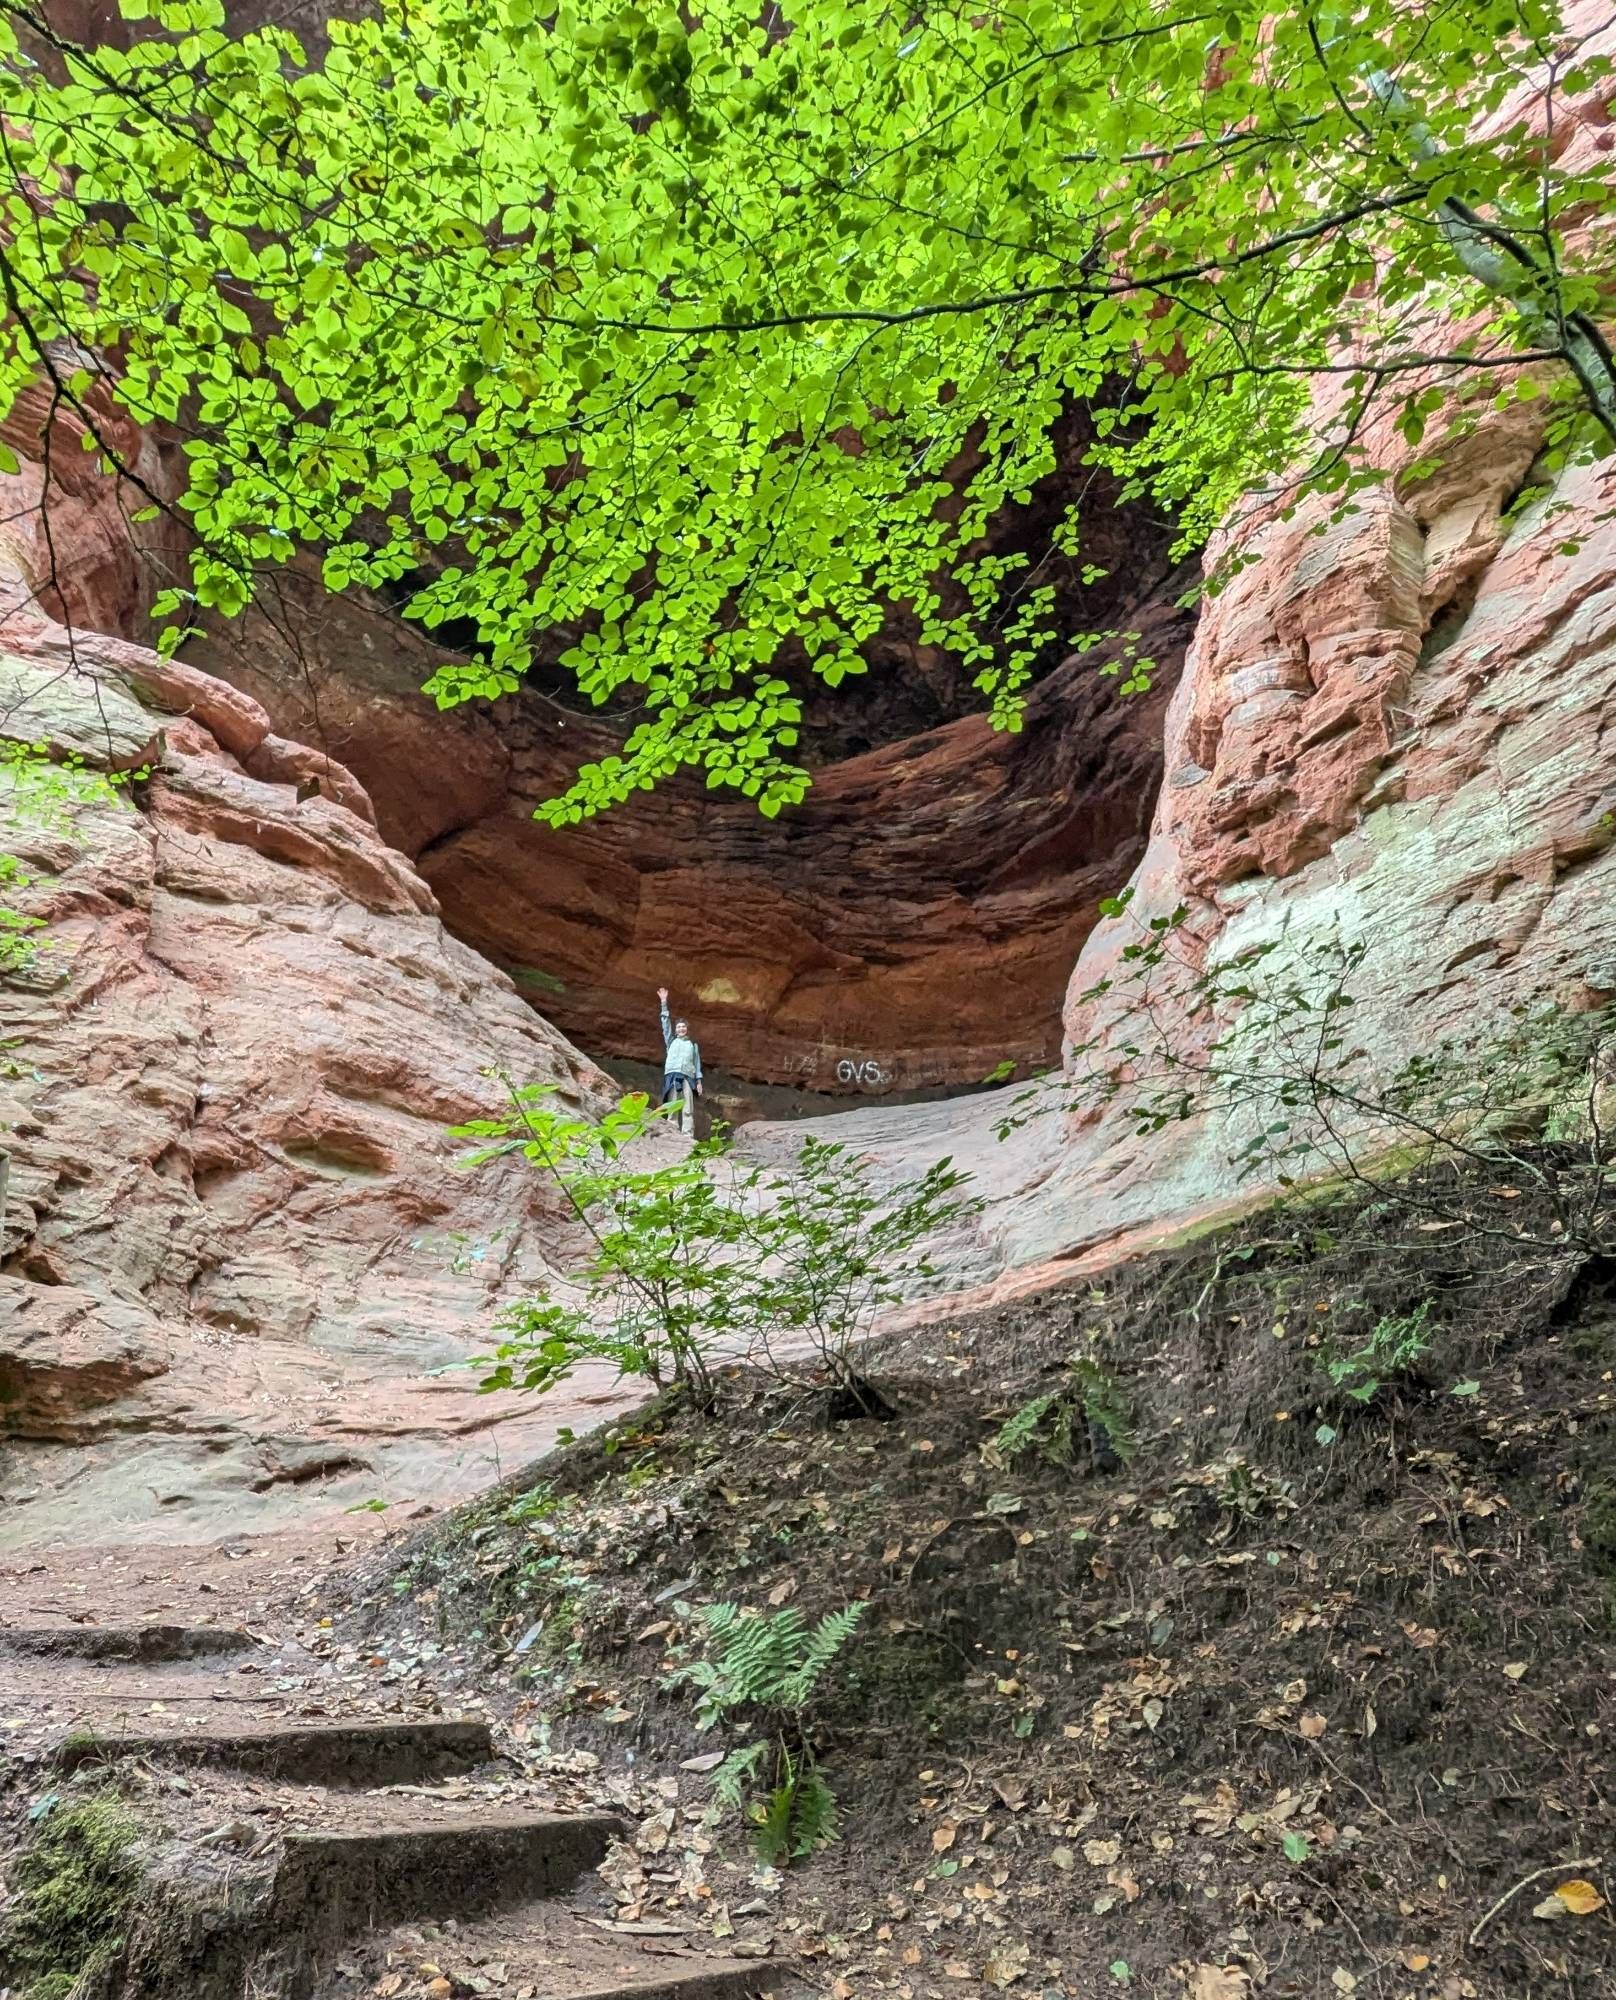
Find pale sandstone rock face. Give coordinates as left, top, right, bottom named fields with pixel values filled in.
left=746, top=422, right=1616, bottom=1311
left=5, top=6, right=1614, bottom=1532
left=0, top=623, right=639, bottom=1550
left=738, top=0, right=1616, bottom=1294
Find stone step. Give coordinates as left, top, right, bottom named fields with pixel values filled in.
left=273, top=1807, right=623, bottom=1934
left=526, top=1971, right=767, bottom=2000
left=310, top=1901, right=780, bottom=2000
left=0, top=1622, right=256, bottom=1664
left=55, top=1716, right=494, bottom=1787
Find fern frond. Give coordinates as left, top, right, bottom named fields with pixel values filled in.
left=752, top=1758, right=798, bottom=1867
left=712, top=1740, right=768, bottom=1809
left=788, top=1763, right=842, bottom=1858
left=990, top=1393, right=1056, bottom=1464
left=1070, top=1357, right=1136, bottom=1465
left=777, top=1601, right=866, bottom=1708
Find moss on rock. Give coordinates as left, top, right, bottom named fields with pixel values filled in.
left=0, top=1793, right=140, bottom=1997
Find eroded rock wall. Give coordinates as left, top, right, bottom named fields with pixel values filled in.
left=737, top=9, right=1616, bottom=1297
left=188, top=581, right=1184, bottom=1107
left=741, top=390, right=1616, bottom=1309
left=0, top=618, right=633, bottom=1550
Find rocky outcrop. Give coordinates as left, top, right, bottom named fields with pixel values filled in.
left=733, top=416, right=1616, bottom=1311
left=739, top=14, right=1616, bottom=1300
left=0, top=374, right=184, bottom=644
left=191, top=580, right=1185, bottom=1105
left=0, top=619, right=644, bottom=1549
left=6, top=3, right=1613, bottom=1544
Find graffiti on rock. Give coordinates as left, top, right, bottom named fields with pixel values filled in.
left=836, top=1058, right=889, bottom=1088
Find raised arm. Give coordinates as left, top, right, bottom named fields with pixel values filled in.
left=657, top=985, right=673, bottom=1051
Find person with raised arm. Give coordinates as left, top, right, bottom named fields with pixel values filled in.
left=656, top=987, right=703, bottom=1109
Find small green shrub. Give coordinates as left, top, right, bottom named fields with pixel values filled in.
left=501, top=1482, right=565, bottom=1528
left=1321, top=1301, right=1434, bottom=1405
left=1212, top=1453, right=1297, bottom=1526
left=989, top=1355, right=1133, bottom=1470
left=664, top=1600, right=865, bottom=1864
left=24, top=1973, right=77, bottom=2000
left=463, top=1084, right=976, bottom=1413
left=0, top=1794, right=140, bottom=1995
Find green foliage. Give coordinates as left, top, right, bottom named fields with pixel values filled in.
left=1029, top=904, right=1616, bottom=1259
left=669, top=1599, right=866, bottom=1727
left=501, top=1482, right=566, bottom=1528
left=460, top=1084, right=748, bottom=1401
left=1, top=4, right=1611, bottom=817
left=664, top=1599, right=864, bottom=1863
left=989, top=1355, right=1133, bottom=1470
left=1070, top=1357, right=1136, bottom=1467
left=743, top=1133, right=977, bottom=1397
left=749, top=1753, right=842, bottom=1868
left=990, top=1392, right=1065, bottom=1467
left=1211, top=1453, right=1298, bottom=1528
left=464, top=1083, right=976, bottom=1408
left=0, top=1794, right=140, bottom=1995
left=0, top=741, right=125, bottom=976
left=1322, top=1301, right=1435, bottom=1406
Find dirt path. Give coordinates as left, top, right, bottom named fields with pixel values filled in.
left=0, top=1530, right=793, bottom=2000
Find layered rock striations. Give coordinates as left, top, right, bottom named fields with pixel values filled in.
left=190, top=581, right=1185, bottom=1108
left=5, top=5, right=1614, bottom=1540
left=742, top=373, right=1616, bottom=1303
left=0, top=610, right=631, bottom=1549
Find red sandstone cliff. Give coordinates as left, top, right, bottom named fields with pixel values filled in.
left=0, top=542, right=644, bottom=1548
left=5, top=3, right=1614, bottom=1539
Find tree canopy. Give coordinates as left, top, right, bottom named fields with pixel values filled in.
left=1, top=0, right=1611, bottom=818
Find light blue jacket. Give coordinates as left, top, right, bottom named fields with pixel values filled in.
left=660, top=999, right=703, bottom=1082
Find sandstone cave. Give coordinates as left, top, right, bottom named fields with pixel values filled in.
left=2, top=8, right=1615, bottom=2000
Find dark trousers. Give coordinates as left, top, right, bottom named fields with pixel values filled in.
left=662, top=1073, right=695, bottom=1104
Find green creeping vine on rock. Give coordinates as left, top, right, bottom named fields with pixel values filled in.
left=0, top=1, right=1611, bottom=820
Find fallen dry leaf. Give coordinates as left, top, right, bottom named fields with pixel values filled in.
left=1502, top=1662, right=1528, bottom=1681
left=983, top=1944, right=1030, bottom=1988
left=932, top=1823, right=958, bottom=1853
left=1533, top=1879, right=1606, bottom=1918
left=1186, top=1966, right=1249, bottom=2000
left=1299, top=1713, right=1328, bottom=1739
left=1083, top=1837, right=1121, bottom=1866
left=1107, top=1866, right=1141, bottom=1903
